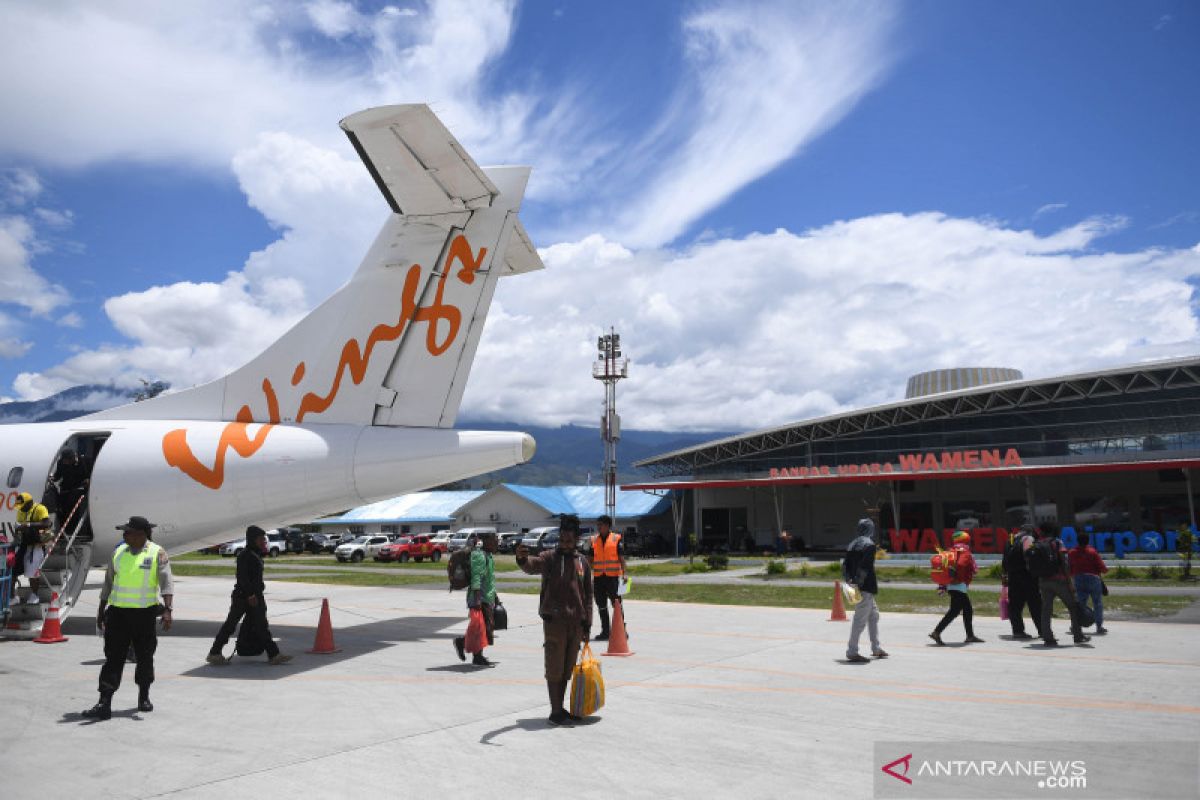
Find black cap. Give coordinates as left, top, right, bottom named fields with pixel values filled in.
left=116, top=516, right=156, bottom=533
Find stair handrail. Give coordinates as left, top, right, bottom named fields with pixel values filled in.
left=32, top=494, right=88, bottom=599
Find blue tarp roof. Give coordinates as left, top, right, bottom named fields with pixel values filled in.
left=314, top=485, right=670, bottom=525
left=505, top=484, right=671, bottom=519
left=315, top=490, right=484, bottom=524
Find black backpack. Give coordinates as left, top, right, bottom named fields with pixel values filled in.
left=447, top=549, right=471, bottom=591
left=1024, top=538, right=1061, bottom=579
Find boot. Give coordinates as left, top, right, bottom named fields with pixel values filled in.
left=595, top=608, right=610, bottom=641
left=138, top=687, right=153, bottom=713
left=547, top=681, right=568, bottom=725
left=471, top=652, right=493, bottom=667
left=82, top=692, right=112, bottom=721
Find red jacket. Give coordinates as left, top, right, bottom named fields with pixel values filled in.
left=1067, top=546, right=1108, bottom=576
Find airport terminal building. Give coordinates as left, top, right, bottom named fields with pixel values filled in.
left=626, top=357, right=1200, bottom=556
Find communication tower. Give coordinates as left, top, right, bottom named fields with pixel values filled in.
left=593, top=330, right=628, bottom=521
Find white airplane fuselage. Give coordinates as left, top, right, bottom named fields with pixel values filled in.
left=1, top=420, right=532, bottom=563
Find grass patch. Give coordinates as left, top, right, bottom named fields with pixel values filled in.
left=268, top=573, right=446, bottom=587
left=625, top=562, right=697, bottom=577
left=175, top=552, right=519, bottom=571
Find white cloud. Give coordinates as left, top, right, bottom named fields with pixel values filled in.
left=460, top=213, right=1200, bottom=431
left=1, top=168, right=42, bottom=206
left=0, top=215, right=70, bottom=315
left=0, top=337, right=32, bottom=359
left=553, top=0, right=898, bottom=248
left=1034, top=202, right=1067, bottom=218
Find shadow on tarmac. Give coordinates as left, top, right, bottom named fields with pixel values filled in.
left=58, top=708, right=147, bottom=725
left=479, top=715, right=602, bottom=745
left=426, top=663, right=496, bottom=673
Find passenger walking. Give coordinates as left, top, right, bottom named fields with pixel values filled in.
left=589, top=514, right=626, bottom=641
left=206, top=526, right=293, bottom=665
left=52, top=449, right=89, bottom=532
left=843, top=518, right=887, bottom=662
left=1027, top=523, right=1089, bottom=647
left=1068, top=531, right=1108, bottom=635
left=515, top=514, right=593, bottom=726
left=82, top=516, right=174, bottom=720
left=454, top=531, right=498, bottom=666
left=1001, top=524, right=1045, bottom=640
left=929, top=531, right=983, bottom=645
left=14, top=491, right=52, bottom=604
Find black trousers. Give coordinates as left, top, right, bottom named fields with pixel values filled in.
left=934, top=590, right=975, bottom=637
left=1007, top=578, right=1044, bottom=636
left=100, top=606, right=157, bottom=694
left=210, top=592, right=279, bottom=658
left=594, top=575, right=620, bottom=633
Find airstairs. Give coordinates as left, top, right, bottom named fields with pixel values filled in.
left=3, top=500, right=94, bottom=639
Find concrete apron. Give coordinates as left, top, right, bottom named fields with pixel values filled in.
left=0, top=573, right=1197, bottom=799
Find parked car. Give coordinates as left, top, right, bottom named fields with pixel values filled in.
left=448, top=526, right=496, bottom=553
left=305, top=533, right=336, bottom=554
left=284, top=529, right=311, bottom=554
left=217, top=539, right=243, bottom=556
left=429, top=531, right=453, bottom=549
left=375, top=534, right=447, bottom=563
left=335, top=534, right=390, bottom=563
left=521, top=526, right=559, bottom=553
left=497, top=532, right=523, bottom=553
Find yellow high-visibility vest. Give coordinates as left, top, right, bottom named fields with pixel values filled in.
left=109, top=542, right=161, bottom=608
left=592, top=533, right=622, bottom=577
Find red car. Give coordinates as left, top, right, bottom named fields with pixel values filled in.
left=374, top=534, right=446, bottom=563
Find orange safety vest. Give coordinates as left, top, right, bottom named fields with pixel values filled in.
left=592, top=533, right=622, bottom=577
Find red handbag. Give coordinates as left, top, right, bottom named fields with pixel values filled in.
left=464, top=607, right=487, bottom=653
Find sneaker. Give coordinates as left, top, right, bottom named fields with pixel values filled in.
left=872, top=650, right=889, bottom=658
left=1073, top=634, right=1091, bottom=645
left=25, top=594, right=40, bottom=605
left=845, top=654, right=871, bottom=663
left=206, top=653, right=230, bottom=666
left=965, top=635, right=985, bottom=643
left=547, top=710, right=571, bottom=726
left=268, top=653, right=294, bottom=665
left=453, top=637, right=466, bottom=662
left=1095, top=626, right=1108, bottom=635
left=594, top=632, right=610, bottom=642
left=471, top=653, right=493, bottom=667
left=1043, top=638, right=1059, bottom=647
left=928, top=632, right=945, bottom=646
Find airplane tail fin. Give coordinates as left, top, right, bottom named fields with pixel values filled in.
left=89, top=104, right=542, bottom=429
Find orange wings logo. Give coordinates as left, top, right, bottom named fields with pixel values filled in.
left=162, top=234, right=487, bottom=490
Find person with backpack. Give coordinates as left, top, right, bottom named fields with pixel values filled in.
left=929, top=531, right=983, bottom=645
left=515, top=514, right=593, bottom=726
left=1026, top=523, right=1089, bottom=646
left=13, top=491, right=52, bottom=604
left=1068, top=530, right=1108, bottom=636
left=205, top=526, right=293, bottom=666
left=1002, top=524, right=1045, bottom=640
left=454, top=531, right=498, bottom=666
left=842, top=518, right=887, bottom=663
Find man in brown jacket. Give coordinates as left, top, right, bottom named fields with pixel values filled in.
left=516, top=514, right=593, bottom=725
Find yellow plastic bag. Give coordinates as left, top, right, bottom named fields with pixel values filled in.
left=841, top=582, right=863, bottom=606
left=569, top=643, right=605, bottom=717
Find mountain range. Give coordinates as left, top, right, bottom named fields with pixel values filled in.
left=0, top=385, right=728, bottom=486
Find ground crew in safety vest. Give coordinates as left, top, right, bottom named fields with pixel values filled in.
left=589, top=514, right=627, bottom=641
left=14, top=492, right=52, bottom=604
left=82, top=516, right=174, bottom=721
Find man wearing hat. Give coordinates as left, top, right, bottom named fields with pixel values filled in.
left=14, top=491, right=52, bottom=604
left=82, top=516, right=175, bottom=721
left=206, top=525, right=293, bottom=666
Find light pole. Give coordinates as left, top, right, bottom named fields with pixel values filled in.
left=593, top=330, right=628, bottom=523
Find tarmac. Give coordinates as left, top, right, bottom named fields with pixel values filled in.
left=1, top=571, right=1198, bottom=799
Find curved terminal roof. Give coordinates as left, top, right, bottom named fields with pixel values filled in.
left=634, top=355, right=1200, bottom=478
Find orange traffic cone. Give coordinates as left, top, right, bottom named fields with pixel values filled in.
left=829, top=581, right=848, bottom=622
left=602, top=598, right=634, bottom=657
left=34, top=592, right=68, bottom=644
left=307, top=598, right=341, bottom=654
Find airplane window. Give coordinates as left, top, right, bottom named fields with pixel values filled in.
left=6, top=467, right=22, bottom=488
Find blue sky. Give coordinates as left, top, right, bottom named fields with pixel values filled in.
left=0, top=0, right=1197, bottom=430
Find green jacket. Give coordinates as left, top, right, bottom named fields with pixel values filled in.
left=469, top=548, right=496, bottom=604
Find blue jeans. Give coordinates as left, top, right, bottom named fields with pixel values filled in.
left=1074, top=574, right=1104, bottom=627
